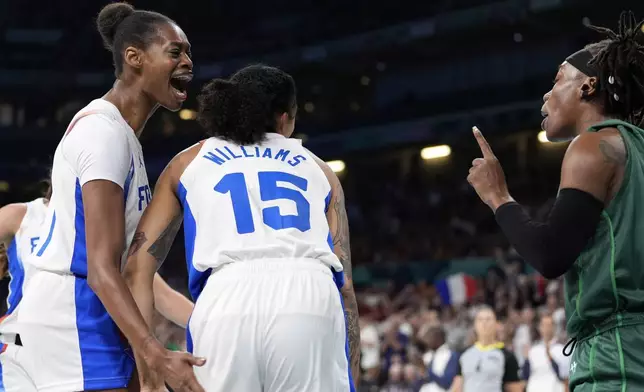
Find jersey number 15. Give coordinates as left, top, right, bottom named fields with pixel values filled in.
left=214, top=171, right=310, bottom=234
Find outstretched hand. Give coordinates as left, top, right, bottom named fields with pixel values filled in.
left=467, top=126, right=513, bottom=210
left=142, top=339, right=206, bottom=392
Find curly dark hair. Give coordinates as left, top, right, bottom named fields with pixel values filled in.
left=197, top=64, right=297, bottom=145
left=585, top=11, right=644, bottom=126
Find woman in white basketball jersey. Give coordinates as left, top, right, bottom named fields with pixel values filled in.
left=124, top=64, right=361, bottom=391
left=0, top=183, right=51, bottom=317
left=0, top=3, right=204, bottom=392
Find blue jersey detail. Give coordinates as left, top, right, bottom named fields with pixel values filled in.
left=70, top=179, right=88, bottom=276
left=214, top=171, right=312, bottom=235
left=6, top=238, right=23, bottom=314
left=179, top=182, right=211, bottom=301
left=74, top=276, right=134, bottom=389
left=123, top=157, right=135, bottom=202
left=30, top=237, right=40, bottom=254
left=36, top=211, right=56, bottom=257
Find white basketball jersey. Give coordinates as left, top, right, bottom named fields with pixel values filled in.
left=28, top=99, right=151, bottom=276
left=179, top=133, right=343, bottom=299
left=6, top=198, right=48, bottom=313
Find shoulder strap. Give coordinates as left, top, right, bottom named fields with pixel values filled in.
left=63, top=109, right=104, bottom=137
left=588, top=119, right=636, bottom=132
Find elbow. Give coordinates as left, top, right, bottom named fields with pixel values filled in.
left=87, top=263, right=110, bottom=295
left=533, top=254, right=575, bottom=280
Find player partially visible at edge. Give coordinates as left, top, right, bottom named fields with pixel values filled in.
left=0, top=183, right=51, bottom=319
left=0, top=184, right=193, bottom=328
left=0, top=3, right=203, bottom=392
left=123, top=64, right=360, bottom=391
left=468, top=12, right=644, bottom=392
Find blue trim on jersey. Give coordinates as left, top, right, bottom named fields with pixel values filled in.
left=0, top=362, right=4, bottom=391
left=70, top=179, right=88, bottom=276
left=178, top=182, right=212, bottom=301
left=324, top=190, right=332, bottom=213
left=35, top=211, right=56, bottom=257
left=123, top=157, right=135, bottom=202
left=6, top=238, right=23, bottom=314
left=74, top=276, right=134, bottom=389
left=186, top=319, right=194, bottom=354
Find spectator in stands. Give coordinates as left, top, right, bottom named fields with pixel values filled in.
left=419, top=326, right=459, bottom=392
left=513, top=306, right=535, bottom=366
left=361, top=314, right=382, bottom=386
left=523, top=314, right=569, bottom=392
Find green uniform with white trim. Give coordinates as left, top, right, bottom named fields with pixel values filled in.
left=565, top=119, right=644, bottom=391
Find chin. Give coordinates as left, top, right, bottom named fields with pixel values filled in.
left=546, top=126, right=575, bottom=142
left=161, top=100, right=183, bottom=112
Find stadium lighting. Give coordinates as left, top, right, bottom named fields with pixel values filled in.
left=537, top=131, right=549, bottom=143
left=327, top=160, right=346, bottom=173
left=421, top=145, right=451, bottom=160
left=179, top=109, right=197, bottom=120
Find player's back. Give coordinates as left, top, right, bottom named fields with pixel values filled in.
left=5, top=198, right=48, bottom=314
left=565, top=119, right=644, bottom=337
left=27, top=99, right=151, bottom=276
left=179, top=133, right=343, bottom=299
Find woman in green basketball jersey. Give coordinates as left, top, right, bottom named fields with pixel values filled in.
left=467, top=11, right=644, bottom=392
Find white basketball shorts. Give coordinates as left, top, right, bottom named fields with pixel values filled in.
left=0, top=269, right=134, bottom=392
left=187, top=259, right=353, bottom=392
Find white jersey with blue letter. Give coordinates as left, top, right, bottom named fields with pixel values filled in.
left=5, top=198, right=48, bottom=314
left=179, top=133, right=344, bottom=300
left=27, top=99, right=151, bottom=276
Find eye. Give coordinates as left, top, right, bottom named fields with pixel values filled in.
left=170, top=50, right=181, bottom=58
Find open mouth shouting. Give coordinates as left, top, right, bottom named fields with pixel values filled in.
left=170, top=72, right=193, bottom=101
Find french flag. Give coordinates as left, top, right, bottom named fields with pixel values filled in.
left=436, top=274, right=478, bottom=306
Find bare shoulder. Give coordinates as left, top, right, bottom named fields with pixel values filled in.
left=303, top=147, right=340, bottom=189
left=0, top=203, right=27, bottom=222
left=161, top=141, right=206, bottom=187
left=0, top=203, right=27, bottom=239
left=566, top=128, right=626, bottom=167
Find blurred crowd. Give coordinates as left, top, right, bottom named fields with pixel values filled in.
left=354, top=254, right=567, bottom=391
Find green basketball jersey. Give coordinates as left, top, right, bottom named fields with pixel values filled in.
left=565, top=119, right=644, bottom=338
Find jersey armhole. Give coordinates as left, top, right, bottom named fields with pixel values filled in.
left=175, top=141, right=208, bottom=193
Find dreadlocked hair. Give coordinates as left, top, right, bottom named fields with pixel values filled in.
left=585, top=11, right=644, bottom=126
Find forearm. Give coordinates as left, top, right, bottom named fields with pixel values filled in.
left=341, top=282, right=361, bottom=385
left=154, top=274, right=193, bottom=328
left=88, top=262, right=160, bottom=352
left=494, top=188, right=603, bottom=279
left=125, top=269, right=156, bottom=330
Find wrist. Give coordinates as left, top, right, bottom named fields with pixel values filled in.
left=139, top=335, right=165, bottom=364
left=490, top=193, right=514, bottom=212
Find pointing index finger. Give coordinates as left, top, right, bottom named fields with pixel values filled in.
left=473, top=126, right=494, bottom=158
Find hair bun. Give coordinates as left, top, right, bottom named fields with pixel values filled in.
left=97, top=2, right=135, bottom=50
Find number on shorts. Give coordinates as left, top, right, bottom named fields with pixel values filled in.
left=214, top=171, right=311, bottom=234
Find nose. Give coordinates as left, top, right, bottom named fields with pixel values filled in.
left=181, top=53, right=193, bottom=71
left=543, top=90, right=552, bottom=103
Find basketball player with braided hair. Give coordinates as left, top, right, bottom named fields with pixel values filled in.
left=467, top=11, right=644, bottom=391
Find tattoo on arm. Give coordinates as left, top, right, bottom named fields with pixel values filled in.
left=128, top=232, right=148, bottom=257
left=146, top=214, right=183, bottom=267
left=332, top=182, right=352, bottom=279
left=599, top=139, right=626, bottom=165
left=331, top=178, right=360, bottom=381
left=343, top=288, right=361, bottom=381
